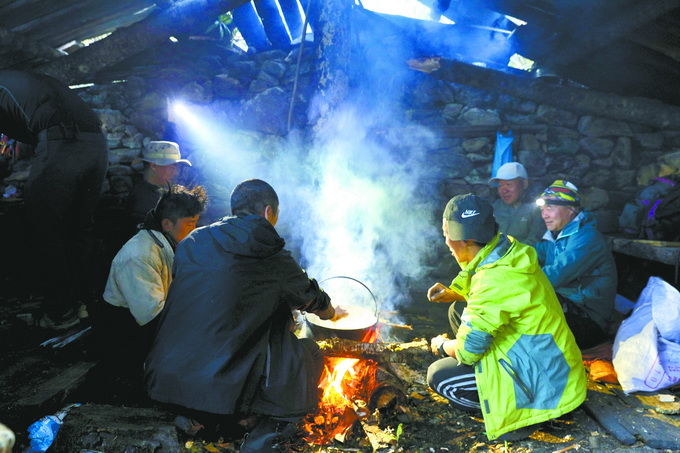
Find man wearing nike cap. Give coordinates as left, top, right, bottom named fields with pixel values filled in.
left=425, top=193, right=585, bottom=441
left=535, top=179, right=616, bottom=349
left=489, top=161, right=544, bottom=244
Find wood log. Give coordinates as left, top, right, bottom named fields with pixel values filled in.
left=407, top=56, right=680, bottom=130
left=316, top=338, right=431, bottom=363
left=36, top=0, right=250, bottom=85
left=51, top=403, right=179, bottom=453
left=309, top=0, right=351, bottom=129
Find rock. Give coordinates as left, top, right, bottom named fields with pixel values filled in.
left=135, top=92, right=166, bottom=113
left=213, top=74, right=244, bottom=99
left=458, top=108, right=501, bottom=126
left=249, top=78, right=276, bottom=93
left=612, top=137, right=632, bottom=167
left=462, top=137, right=489, bottom=152
left=229, top=60, right=258, bottom=80
left=582, top=169, right=610, bottom=187
left=663, top=131, right=680, bottom=148
left=520, top=134, right=540, bottom=151
left=518, top=149, right=546, bottom=176
left=466, top=152, right=492, bottom=163
left=536, top=105, right=578, bottom=127
left=574, top=153, right=591, bottom=171
left=107, top=165, right=134, bottom=176
left=577, top=116, right=633, bottom=137
left=547, top=136, right=579, bottom=154
left=497, top=94, right=536, bottom=114
left=121, top=133, right=143, bottom=149
left=261, top=60, right=287, bottom=79
left=455, top=85, right=496, bottom=107
left=592, top=156, right=613, bottom=167
left=94, top=109, right=126, bottom=133
left=241, top=87, right=289, bottom=135
left=582, top=187, right=609, bottom=210
left=179, top=81, right=212, bottom=104
left=660, top=149, right=680, bottom=170
left=439, top=152, right=472, bottom=179
left=100, top=178, right=110, bottom=194
left=108, top=148, right=141, bottom=165
left=635, top=132, right=664, bottom=149
left=106, top=132, right=124, bottom=148
left=442, top=103, right=463, bottom=122
left=579, top=137, right=614, bottom=157
left=253, top=49, right=288, bottom=63
left=637, top=163, right=659, bottom=186
left=614, top=169, right=636, bottom=188
left=503, top=113, right=535, bottom=124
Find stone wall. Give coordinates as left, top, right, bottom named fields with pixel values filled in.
left=404, top=75, right=680, bottom=232
left=3, top=45, right=679, bottom=234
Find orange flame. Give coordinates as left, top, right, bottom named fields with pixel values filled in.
left=304, top=327, right=380, bottom=445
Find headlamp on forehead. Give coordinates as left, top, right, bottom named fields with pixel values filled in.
left=536, top=198, right=546, bottom=207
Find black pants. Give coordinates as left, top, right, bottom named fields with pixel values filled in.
left=557, top=295, right=608, bottom=349
left=427, top=357, right=480, bottom=411
left=25, top=132, right=107, bottom=317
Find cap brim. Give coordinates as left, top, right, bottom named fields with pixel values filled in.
left=136, top=158, right=192, bottom=166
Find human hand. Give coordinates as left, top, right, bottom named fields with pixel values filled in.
left=427, top=283, right=459, bottom=302
left=430, top=334, right=449, bottom=356
left=329, top=305, right=349, bottom=322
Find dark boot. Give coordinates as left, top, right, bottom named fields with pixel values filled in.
left=240, top=417, right=297, bottom=453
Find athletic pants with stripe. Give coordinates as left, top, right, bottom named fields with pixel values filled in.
left=427, top=300, right=481, bottom=412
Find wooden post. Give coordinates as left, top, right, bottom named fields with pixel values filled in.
left=310, top=0, right=352, bottom=129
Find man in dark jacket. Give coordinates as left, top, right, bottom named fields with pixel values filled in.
left=145, top=179, right=343, bottom=451
left=0, top=70, right=108, bottom=329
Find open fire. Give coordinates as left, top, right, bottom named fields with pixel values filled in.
left=304, top=328, right=380, bottom=444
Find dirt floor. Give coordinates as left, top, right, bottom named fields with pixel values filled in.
left=1, top=294, right=679, bottom=453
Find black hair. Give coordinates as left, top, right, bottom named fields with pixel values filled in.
left=156, top=185, right=207, bottom=223
left=472, top=222, right=499, bottom=248
left=230, top=179, right=279, bottom=217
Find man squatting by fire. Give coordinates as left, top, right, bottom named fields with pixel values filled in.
left=144, top=179, right=347, bottom=452
left=426, top=194, right=586, bottom=441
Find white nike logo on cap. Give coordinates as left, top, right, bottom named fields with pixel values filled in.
left=461, top=209, right=480, bottom=218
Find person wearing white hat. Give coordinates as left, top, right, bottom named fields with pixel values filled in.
left=126, top=141, right=192, bottom=231
left=488, top=161, right=544, bottom=244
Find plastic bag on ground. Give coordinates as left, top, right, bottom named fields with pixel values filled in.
left=612, top=277, right=680, bottom=393
left=24, top=403, right=80, bottom=453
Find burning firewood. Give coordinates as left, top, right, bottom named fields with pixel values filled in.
left=316, top=338, right=431, bottom=362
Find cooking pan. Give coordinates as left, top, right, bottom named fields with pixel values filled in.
left=305, top=276, right=379, bottom=341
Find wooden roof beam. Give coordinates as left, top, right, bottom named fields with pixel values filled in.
left=36, top=0, right=250, bottom=85
left=407, top=56, right=680, bottom=129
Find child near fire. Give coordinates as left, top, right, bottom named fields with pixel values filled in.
left=426, top=194, right=586, bottom=441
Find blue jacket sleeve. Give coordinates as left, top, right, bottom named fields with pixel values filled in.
left=541, top=228, right=607, bottom=289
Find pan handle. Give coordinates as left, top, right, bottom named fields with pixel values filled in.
left=319, top=275, right=379, bottom=317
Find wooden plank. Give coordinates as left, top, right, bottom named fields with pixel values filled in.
left=582, top=389, right=637, bottom=446
left=608, top=237, right=680, bottom=266
left=584, top=386, right=680, bottom=450
left=15, top=361, right=96, bottom=408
